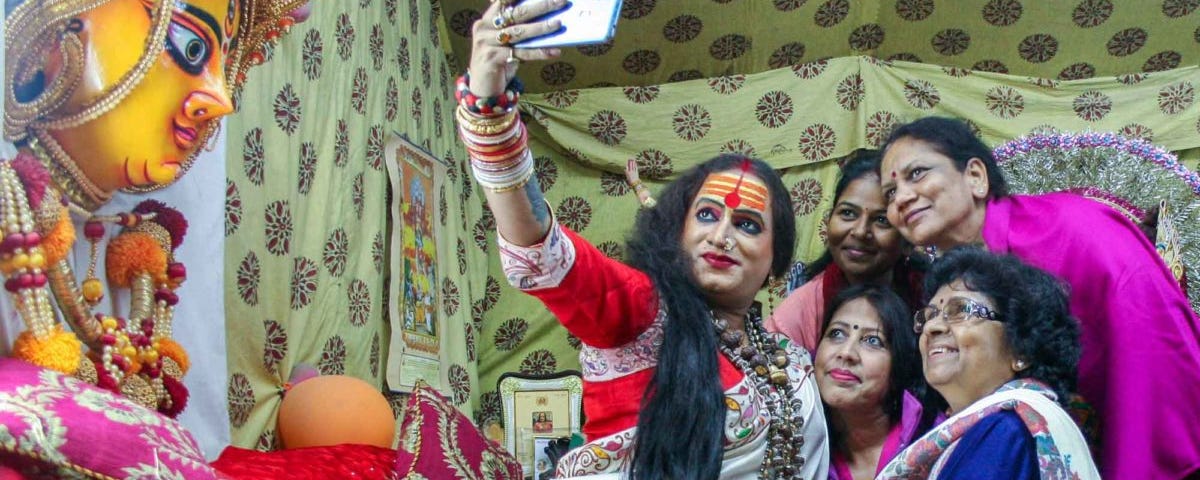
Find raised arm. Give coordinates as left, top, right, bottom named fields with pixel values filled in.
left=625, top=159, right=656, bottom=208
left=458, top=0, right=566, bottom=246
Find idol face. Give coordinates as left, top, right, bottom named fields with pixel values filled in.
left=48, top=0, right=241, bottom=192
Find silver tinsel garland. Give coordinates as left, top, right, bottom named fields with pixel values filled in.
left=994, top=132, right=1200, bottom=315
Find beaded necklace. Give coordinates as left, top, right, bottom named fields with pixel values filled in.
left=2, top=152, right=190, bottom=416
left=711, top=306, right=809, bottom=478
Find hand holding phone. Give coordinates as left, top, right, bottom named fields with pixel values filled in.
left=514, top=0, right=624, bottom=49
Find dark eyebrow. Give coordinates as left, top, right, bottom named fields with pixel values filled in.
left=183, top=2, right=224, bottom=42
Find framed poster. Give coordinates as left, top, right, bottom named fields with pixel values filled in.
left=385, top=135, right=447, bottom=393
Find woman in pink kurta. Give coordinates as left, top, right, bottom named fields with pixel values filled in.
left=879, top=116, right=1200, bottom=479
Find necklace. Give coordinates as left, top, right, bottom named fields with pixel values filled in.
left=3, top=151, right=190, bottom=416
left=712, top=305, right=808, bottom=478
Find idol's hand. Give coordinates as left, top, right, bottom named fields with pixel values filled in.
left=469, top=0, right=566, bottom=98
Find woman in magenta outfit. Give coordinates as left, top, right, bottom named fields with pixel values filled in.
left=812, top=285, right=936, bottom=480
left=766, top=153, right=920, bottom=353
left=878, top=116, right=1200, bottom=479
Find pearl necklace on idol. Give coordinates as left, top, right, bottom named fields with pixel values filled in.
left=2, top=150, right=191, bottom=417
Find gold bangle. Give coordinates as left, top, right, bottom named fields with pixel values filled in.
left=456, top=105, right=515, bottom=126
left=456, top=106, right=517, bottom=133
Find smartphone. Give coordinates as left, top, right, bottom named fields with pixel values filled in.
left=514, top=0, right=624, bottom=49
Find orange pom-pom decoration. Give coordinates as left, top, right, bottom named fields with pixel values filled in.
left=277, top=375, right=395, bottom=449
left=105, top=232, right=168, bottom=287
left=155, top=338, right=190, bottom=374
left=40, top=212, right=75, bottom=266
left=13, top=325, right=82, bottom=375
left=82, top=278, right=104, bottom=304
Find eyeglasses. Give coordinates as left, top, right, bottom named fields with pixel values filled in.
left=913, top=296, right=1000, bottom=334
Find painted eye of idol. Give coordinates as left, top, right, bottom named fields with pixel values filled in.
left=156, top=3, right=223, bottom=75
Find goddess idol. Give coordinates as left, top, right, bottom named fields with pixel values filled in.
left=2, top=0, right=308, bottom=416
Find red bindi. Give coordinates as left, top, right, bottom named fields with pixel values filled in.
left=723, top=159, right=752, bottom=209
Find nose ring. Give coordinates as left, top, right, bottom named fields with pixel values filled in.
left=721, top=237, right=736, bottom=252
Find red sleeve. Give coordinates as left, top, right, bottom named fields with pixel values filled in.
left=525, top=228, right=659, bottom=348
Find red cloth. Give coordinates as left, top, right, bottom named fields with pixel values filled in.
left=211, top=444, right=397, bottom=480
left=394, top=383, right=523, bottom=478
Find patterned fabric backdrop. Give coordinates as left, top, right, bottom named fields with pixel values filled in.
left=223, top=0, right=481, bottom=449
left=219, top=0, right=1200, bottom=448
left=442, top=0, right=1200, bottom=92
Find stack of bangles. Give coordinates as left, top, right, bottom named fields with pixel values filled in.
left=455, top=72, right=532, bottom=193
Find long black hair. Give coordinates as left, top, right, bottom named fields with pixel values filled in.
left=625, top=154, right=795, bottom=480
left=924, top=247, right=1080, bottom=406
left=880, top=117, right=1009, bottom=199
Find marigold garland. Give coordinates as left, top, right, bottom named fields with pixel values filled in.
left=155, top=337, right=190, bottom=374
left=12, top=325, right=81, bottom=375
left=40, top=212, right=75, bottom=265
left=105, top=232, right=168, bottom=287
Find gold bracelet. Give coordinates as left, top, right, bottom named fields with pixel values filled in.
left=456, top=107, right=518, bottom=135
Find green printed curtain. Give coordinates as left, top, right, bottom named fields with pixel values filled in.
left=223, top=0, right=480, bottom=449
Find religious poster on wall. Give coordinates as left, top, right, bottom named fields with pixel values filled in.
left=385, top=135, right=446, bottom=393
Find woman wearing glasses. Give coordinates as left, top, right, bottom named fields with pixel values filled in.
left=878, top=117, right=1200, bottom=479
left=879, top=247, right=1099, bottom=479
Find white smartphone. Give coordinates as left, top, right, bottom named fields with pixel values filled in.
left=514, top=0, right=624, bottom=49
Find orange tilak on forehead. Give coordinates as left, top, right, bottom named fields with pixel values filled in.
left=699, top=172, right=769, bottom=213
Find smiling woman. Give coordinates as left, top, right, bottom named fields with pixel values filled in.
left=766, top=152, right=921, bottom=353
left=878, top=117, right=1200, bottom=479
left=880, top=247, right=1099, bottom=479
left=813, top=285, right=934, bottom=480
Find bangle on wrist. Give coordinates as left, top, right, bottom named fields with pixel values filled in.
left=456, top=72, right=524, bottom=116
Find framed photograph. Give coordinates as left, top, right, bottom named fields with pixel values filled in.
left=498, top=371, right=583, bottom=476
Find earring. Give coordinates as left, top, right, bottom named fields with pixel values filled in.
left=1013, top=359, right=1027, bottom=371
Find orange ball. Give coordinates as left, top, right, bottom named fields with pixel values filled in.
left=276, top=375, right=395, bottom=449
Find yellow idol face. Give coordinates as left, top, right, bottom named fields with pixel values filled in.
left=48, top=0, right=242, bottom=192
